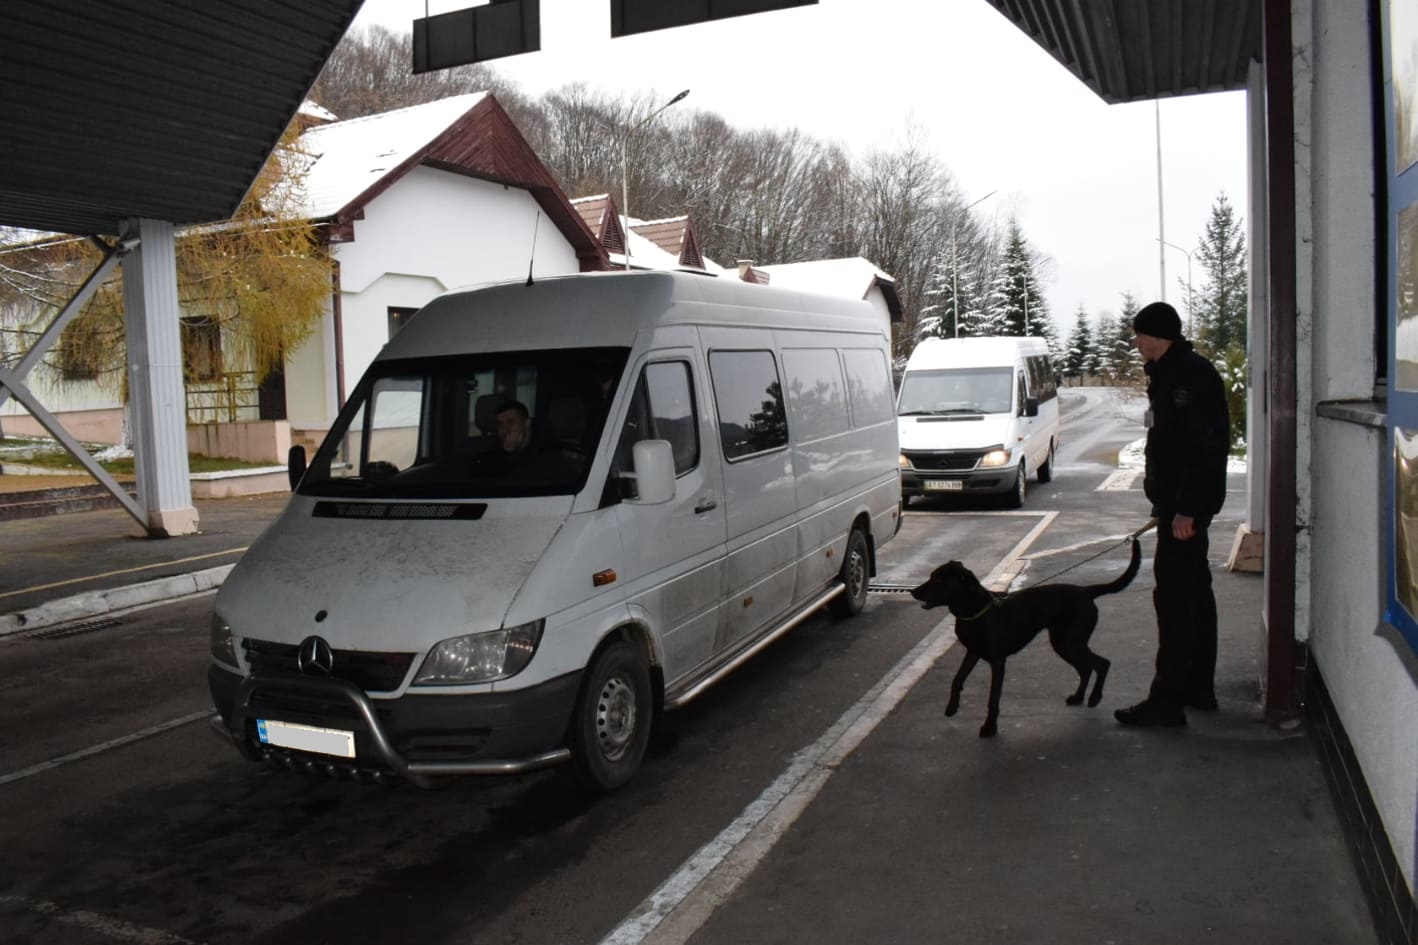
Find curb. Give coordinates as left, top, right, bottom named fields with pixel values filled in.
left=0, top=565, right=233, bottom=638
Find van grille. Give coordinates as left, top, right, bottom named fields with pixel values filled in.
left=903, top=450, right=986, bottom=472
left=243, top=638, right=416, bottom=692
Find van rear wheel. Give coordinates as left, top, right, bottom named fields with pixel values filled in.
left=569, top=639, right=652, bottom=792
left=1037, top=442, right=1055, bottom=483
left=829, top=528, right=871, bottom=619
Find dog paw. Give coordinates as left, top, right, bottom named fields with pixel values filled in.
left=944, top=702, right=959, bottom=717
left=1087, top=692, right=1103, bottom=707
left=978, top=722, right=997, bottom=737
left=1065, top=694, right=1084, bottom=706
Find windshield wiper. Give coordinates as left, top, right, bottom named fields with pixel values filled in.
left=899, top=407, right=984, bottom=416
left=300, top=478, right=376, bottom=496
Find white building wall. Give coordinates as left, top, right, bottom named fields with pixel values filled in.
left=1304, top=0, right=1418, bottom=893
left=285, top=166, right=581, bottom=432
left=0, top=369, right=119, bottom=418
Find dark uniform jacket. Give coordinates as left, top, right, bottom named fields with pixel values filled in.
left=1142, top=339, right=1230, bottom=524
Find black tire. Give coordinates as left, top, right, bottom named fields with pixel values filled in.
left=1037, top=442, right=1055, bottom=483
left=1006, top=462, right=1026, bottom=509
left=568, top=639, right=652, bottom=792
left=829, top=528, right=871, bottom=619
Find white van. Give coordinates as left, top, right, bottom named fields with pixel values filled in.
left=208, top=270, right=900, bottom=790
left=896, top=336, right=1059, bottom=507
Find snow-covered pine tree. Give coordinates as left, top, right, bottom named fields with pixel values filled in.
left=1063, top=305, right=1092, bottom=380
left=1194, top=192, right=1248, bottom=355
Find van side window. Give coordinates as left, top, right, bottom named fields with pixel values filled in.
left=1026, top=354, right=1057, bottom=401
left=612, top=361, right=699, bottom=497
left=782, top=348, right=848, bottom=441
left=842, top=348, right=894, bottom=426
left=709, top=350, right=789, bottom=460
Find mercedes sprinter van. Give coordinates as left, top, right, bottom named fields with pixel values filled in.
left=209, top=270, right=900, bottom=790
left=896, top=335, right=1058, bottom=507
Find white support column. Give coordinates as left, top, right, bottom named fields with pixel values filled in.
left=122, top=218, right=198, bottom=537
left=1229, top=59, right=1271, bottom=573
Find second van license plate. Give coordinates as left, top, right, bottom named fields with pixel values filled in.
left=924, top=480, right=963, bottom=492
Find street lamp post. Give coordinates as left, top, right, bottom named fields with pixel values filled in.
left=1156, top=238, right=1194, bottom=334
left=951, top=190, right=996, bottom=337
left=621, top=89, right=689, bottom=270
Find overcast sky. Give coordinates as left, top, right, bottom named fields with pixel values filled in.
left=353, top=0, right=1250, bottom=331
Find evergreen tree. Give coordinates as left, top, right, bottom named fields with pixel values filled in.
left=1083, top=315, right=1106, bottom=378
left=1193, top=192, right=1248, bottom=355
left=1063, top=305, right=1093, bottom=380
left=1104, top=293, right=1144, bottom=381
left=987, top=219, right=1051, bottom=341
left=918, top=247, right=963, bottom=340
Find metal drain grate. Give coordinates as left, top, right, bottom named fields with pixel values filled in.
left=867, top=583, right=919, bottom=597
left=27, top=617, right=122, bottom=640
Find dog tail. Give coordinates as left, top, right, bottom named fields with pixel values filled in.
left=1088, top=537, right=1143, bottom=598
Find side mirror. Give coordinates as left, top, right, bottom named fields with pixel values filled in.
left=1023, top=397, right=1039, bottom=418
left=287, top=445, right=307, bottom=491
left=628, top=439, right=675, bottom=505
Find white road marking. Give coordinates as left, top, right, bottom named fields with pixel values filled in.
left=599, top=513, right=1056, bottom=945
left=1096, top=470, right=1140, bottom=491
left=1021, top=533, right=1137, bottom=560
left=0, top=895, right=203, bottom=944
left=0, top=711, right=211, bottom=786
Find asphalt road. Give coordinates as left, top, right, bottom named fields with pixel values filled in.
left=0, top=388, right=1178, bottom=945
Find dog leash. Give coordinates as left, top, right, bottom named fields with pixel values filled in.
left=1015, top=517, right=1157, bottom=588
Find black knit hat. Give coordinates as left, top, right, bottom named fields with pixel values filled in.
left=1132, top=301, right=1183, bottom=341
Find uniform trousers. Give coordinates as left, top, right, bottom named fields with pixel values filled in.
left=1147, top=514, right=1218, bottom=706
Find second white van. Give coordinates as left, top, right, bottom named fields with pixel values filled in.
left=896, top=335, right=1059, bottom=507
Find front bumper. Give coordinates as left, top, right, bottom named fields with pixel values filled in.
left=208, top=665, right=579, bottom=787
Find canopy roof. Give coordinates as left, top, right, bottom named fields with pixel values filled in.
left=0, top=0, right=364, bottom=237
left=982, top=0, right=1262, bottom=104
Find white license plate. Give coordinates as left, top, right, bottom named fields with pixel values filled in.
left=924, top=480, right=963, bottom=492
left=257, top=719, right=356, bottom=758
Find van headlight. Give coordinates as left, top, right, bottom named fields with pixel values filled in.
left=209, top=613, right=238, bottom=666
left=899, top=454, right=913, bottom=469
left=413, top=620, right=544, bottom=685
left=980, top=448, right=1012, bottom=468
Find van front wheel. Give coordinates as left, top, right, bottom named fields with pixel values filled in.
left=829, top=528, right=871, bottom=619
left=1006, top=463, right=1027, bottom=509
left=569, top=640, right=652, bottom=792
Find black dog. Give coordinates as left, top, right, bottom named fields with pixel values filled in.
left=910, top=538, right=1142, bottom=737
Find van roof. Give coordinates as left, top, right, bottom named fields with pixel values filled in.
left=378, top=270, right=891, bottom=360
left=903, top=335, right=1049, bottom=371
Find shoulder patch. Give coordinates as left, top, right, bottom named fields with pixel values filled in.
left=1172, top=386, right=1191, bottom=407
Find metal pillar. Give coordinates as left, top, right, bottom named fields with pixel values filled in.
left=122, top=218, right=198, bottom=537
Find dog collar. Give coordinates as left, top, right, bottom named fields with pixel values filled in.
left=957, top=599, right=996, bottom=621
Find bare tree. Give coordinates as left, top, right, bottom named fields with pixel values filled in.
left=309, top=24, right=533, bottom=121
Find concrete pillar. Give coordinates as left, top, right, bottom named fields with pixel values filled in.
left=1229, top=58, right=1271, bottom=574
left=123, top=218, right=199, bottom=537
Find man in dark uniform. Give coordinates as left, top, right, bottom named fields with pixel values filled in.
left=1115, top=301, right=1231, bottom=728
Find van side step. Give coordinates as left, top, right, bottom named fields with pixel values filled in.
left=663, top=584, right=845, bottom=710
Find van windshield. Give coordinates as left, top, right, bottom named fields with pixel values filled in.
left=298, top=347, right=629, bottom=499
left=896, top=367, right=1014, bottom=416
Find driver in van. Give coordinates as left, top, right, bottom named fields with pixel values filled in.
left=495, top=400, right=533, bottom=455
